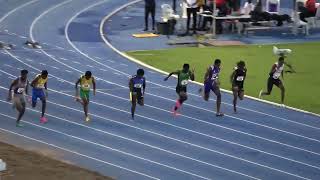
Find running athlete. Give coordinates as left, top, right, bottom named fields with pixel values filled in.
left=31, top=70, right=48, bottom=123
left=7, top=70, right=29, bottom=127
left=164, top=64, right=195, bottom=116
left=129, top=69, right=146, bottom=120
left=259, top=57, right=286, bottom=106
left=202, top=59, right=224, bottom=116
left=230, top=61, right=247, bottom=113
left=75, top=71, right=96, bottom=122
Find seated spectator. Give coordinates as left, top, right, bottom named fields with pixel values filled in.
left=299, top=0, right=317, bottom=22
left=250, top=0, right=292, bottom=26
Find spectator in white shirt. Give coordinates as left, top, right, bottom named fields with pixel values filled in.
left=184, top=0, right=199, bottom=35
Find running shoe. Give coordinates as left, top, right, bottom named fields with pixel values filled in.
left=16, top=122, right=23, bottom=127
left=40, top=117, right=48, bottom=124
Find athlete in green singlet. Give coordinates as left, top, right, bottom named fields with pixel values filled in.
left=164, top=64, right=195, bottom=116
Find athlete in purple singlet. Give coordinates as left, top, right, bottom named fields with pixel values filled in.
left=201, top=59, right=224, bottom=117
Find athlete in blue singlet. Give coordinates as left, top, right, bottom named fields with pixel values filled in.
left=129, top=69, right=146, bottom=119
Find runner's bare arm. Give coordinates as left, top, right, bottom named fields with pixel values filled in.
left=230, top=70, right=236, bottom=84
left=8, top=79, right=18, bottom=100
left=30, top=76, right=40, bottom=88
left=92, top=77, right=96, bottom=96
left=204, top=67, right=210, bottom=83
left=129, top=78, right=134, bottom=92
left=143, top=78, right=146, bottom=94
left=190, top=68, right=195, bottom=81
left=164, top=71, right=179, bottom=81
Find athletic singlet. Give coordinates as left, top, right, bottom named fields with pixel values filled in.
left=177, top=70, right=191, bottom=87
left=34, top=74, right=48, bottom=89
left=233, top=67, right=247, bottom=83
left=80, top=75, right=93, bottom=91
left=131, top=75, right=145, bottom=91
left=271, top=62, right=284, bottom=79
left=207, top=65, right=220, bottom=83
left=13, top=77, right=28, bottom=95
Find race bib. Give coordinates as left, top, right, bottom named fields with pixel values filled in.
left=37, top=84, right=45, bottom=89
left=134, top=84, right=142, bottom=88
left=17, top=88, right=24, bottom=93
left=273, top=73, right=280, bottom=79
left=181, top=80, right=188, bottom=86
left=211, top=74, right=218, bottom=80
left=236, top=76, right=244, bottom=81
left=82, top=84, right=90, bottom=89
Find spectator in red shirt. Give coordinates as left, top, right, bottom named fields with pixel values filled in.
left=299, top=0, right=317, bottom=22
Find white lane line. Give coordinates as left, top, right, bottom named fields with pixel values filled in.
left=0, top=112, right=212, bottom=180
left=86, top=65, right=94, bottom=68
left=99, top=68, right=107, bottom=72
left=19, top=35, right=27, bottom=39
left=120, top=63, right=128, bottom=67
left=60, top=57, right=68, bottom=61
left=3, top=64, right=13, bottom=68
left=50, top=66, right=59, bottom=70
left=0, top=51, right=8, bottom=55
left=68, top=49, right=75, bottom=53
left=39, top=63, right=46, bottom=66
left=5, top=50, right=320, bottom=169
left=8, top=76, right=15, bottom=80
left=0, top=127, right=159, bottom=180
left=72, top=61, right=80, bottom=64
left=113, top=72, right=121, bottom=76
left=94, top=56, right=102, bottom=60
left=34, top=50, right=42, bottom=54
left=25, top=58, right=33, bottom=62
left=65, top=70, right=72, bottom=73
left=105, top=59, right=115, bottom=63
left=55, top=45, right=64, bottom=50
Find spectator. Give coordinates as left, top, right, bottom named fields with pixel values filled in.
left=299, top=0, right=317, bottom=22
left=184, top=0, right=199, bottom=35
left=250, top=0, right=292, bottom=26
left=144, top=0, right=156, bottom=31
left=243, top=0, right=255, bottom=15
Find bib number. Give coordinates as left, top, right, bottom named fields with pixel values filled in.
left=37, top=84, right=44, bottom=89
left=181, top=80, right=188, bottom=86
left=82, top=84, right=90, bottom=90
left=236, top=76, right=244, bottom=81
left=211, top=74, right=218, bottom=80
left=273, top=73, right=280, bottom=79
left=17, top=88, right=24, bottom=93
left=134, top=84, right=142, bottom=88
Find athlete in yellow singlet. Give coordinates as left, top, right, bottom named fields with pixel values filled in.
left=31, top=70, right=48, bottom=123
left=75, top=71, right=96, bottom=122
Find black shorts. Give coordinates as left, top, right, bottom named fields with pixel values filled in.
left=176, top=86, right=187, bottom=94
left=132, top=90, right=144, bottom=103
left=267, top=77, right=282, bottom=92
left=232, top=82, right=244, bottom=92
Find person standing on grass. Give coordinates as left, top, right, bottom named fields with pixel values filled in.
left=144, top=0, right=156, bottom=31
left=164, top=64, right=195, bottom=116
left=259, top=57, right=286, bottom=106
left=31, top=70, right=48, bottom=124
left=200, top=59, right=224, bottom=116
left=184, top=0, right=199, bottom=35
left=230, top=61, right=247, bottom=113
left=7, top=70, right=29, bottom=127
left=129, top=69, right=146, bottom=120
left=75, top=71, right=96, bottom=122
